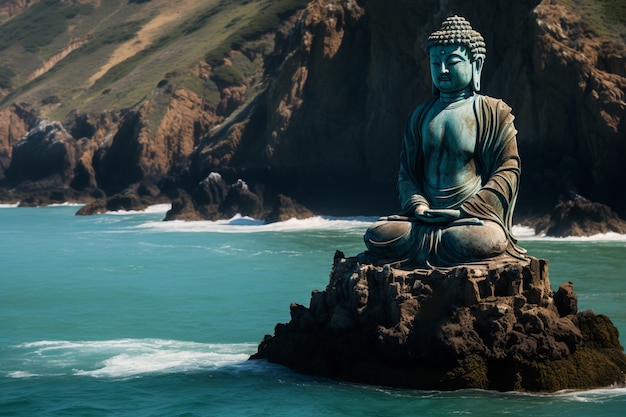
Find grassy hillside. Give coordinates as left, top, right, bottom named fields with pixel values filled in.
left=0, top=0, right=621, bottom=122
left=0, top=0, right=308, bottom=120
left=557, top=0, right=626, bottom=38
left=1, top=0, right=621, bottom=122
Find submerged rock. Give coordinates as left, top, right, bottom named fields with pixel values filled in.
left=251, top=253, right=626, bottom=392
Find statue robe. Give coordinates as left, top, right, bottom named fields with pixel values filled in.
left=390, top=94, right=526, bottom=266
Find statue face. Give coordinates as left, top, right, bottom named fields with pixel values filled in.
left=429, top=45, right=473, bottom=94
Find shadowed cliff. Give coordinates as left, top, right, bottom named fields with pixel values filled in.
left=0, top=0, right=624, bottom=227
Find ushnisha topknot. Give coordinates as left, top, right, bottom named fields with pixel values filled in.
left=427, top=15, right=486, bottom=61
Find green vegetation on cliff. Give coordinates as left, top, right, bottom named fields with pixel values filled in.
left=558, top=0, right=626, bottom=38
left=0, top=0, right=307, bottom=120
left=0, top=0, right=94, bottom=53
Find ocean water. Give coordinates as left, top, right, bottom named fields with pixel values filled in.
left=1, top=205, right=625, bottom=416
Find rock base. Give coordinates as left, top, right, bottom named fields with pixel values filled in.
left=251, top=252, right=626, bottom=392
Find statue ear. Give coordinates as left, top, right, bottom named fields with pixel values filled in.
left=472, top=57, right=484, bottom=92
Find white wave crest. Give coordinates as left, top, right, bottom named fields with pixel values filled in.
left=135, top=214, right=376, bottom=234
left=5, top=371, right=42, bottom=378
left=511, top=225, right=536, bottom=238
left=512, top=225, right=626, bottom=242
left=74, top=349, right=249, bottom=378
left=136, top=217, right=626, bottom=241
left=8, top=339, right=256, bottom=379
left=517, top=231, right=626, bottom=242
left=550, top=387, right=626, bottom=402
left=0, top=202, right=85, bottom=208
left=47, top=202, right=85, bottom=207
left=106, top=203, right=172, bottom=215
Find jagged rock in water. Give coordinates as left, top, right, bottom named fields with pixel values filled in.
left=164, top=177, right=265, bottom=221
left=194, top=172, right=229, bottom=206
left=252, top=254, right=626, bottom=392
left=163, top=189, right=207, bottom=221
left=218, top=179, right=263, bottom=219
left=264, top=194, right=315, bottom=224
left=164, top=173, right=229, bottom=221
left=76, top=193, right=155, bottom=215
left=536, top=195, right=626, bottom=237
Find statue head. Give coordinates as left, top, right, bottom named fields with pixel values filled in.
left=427, top=16, right=486, bottom=94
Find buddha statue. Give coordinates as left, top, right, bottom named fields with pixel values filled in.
left=364, top=16, right=527, bottom=268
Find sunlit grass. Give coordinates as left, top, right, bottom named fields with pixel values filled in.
left=0, top=0, right=308, bottom=121
left=556, top=0, right=626, bottom=39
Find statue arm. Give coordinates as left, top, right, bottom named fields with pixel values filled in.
left=461, top=97, right=520, bottom=230
left=397, top=103, right=431, bottom=216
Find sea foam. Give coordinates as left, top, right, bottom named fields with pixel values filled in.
left=134, top=214, right=375, bottom=234
left=135, top=215, right=626, bottom=242
left=106, top=203, right=172, bottom=215
left=8, top=339, right=256, bottom=379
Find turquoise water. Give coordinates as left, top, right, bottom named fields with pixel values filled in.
left=1, top=205, right=625, bottom=416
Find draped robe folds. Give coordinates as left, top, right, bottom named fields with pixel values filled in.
left=371, top=94, right=527, bottom=267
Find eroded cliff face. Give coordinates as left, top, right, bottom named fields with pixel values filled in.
left=192, top=0, right=379, bottom=212
left=92, top=85, right=219, bottom=195
left=1, top=81, right=232, bottom=203
left=0, top=104, right=35, bottom=179
left=191, top=0, right=626, bottom=216
left=0, top=0, right=624, bottom=220
left=524, top=3, right=626, bottom=213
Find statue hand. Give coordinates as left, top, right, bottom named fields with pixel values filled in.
left=417, top=209, right=461, bottom=224
left=414, top=204, right=429, bottom=217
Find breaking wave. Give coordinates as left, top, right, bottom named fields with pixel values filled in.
left=5, top=339, right=256, bottom=379
left=134, top=216, right=626, bottom=241
left=134, top=214, right=375, bottom=234
left=106, top=204, right=172, bottom=215
left=513, top=225, right=626, bottom=242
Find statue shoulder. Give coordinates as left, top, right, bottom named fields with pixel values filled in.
left=406, top=98, right=438, bottom=128
left=475, top=94, right=513, bottom=115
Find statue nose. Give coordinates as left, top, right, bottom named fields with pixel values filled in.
left=440, top=62, right=450, bottom=73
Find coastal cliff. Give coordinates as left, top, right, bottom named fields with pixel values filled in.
left=0, top=0, right=625, bottom=231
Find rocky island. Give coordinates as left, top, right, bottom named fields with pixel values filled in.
left=251, top=16, right=626, bottom=392
left=252, top=253, right=626, bottom=391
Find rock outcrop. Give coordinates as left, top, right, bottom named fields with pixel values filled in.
left=91, top=86, right=217, bottom=196
left=531, top=194, right=626, bottom=237
left=6, top=120, right=77, bottom=185
left=265, top=194, right=315, bottom=224
left=163, top=173, right=315, bottom=222
left=252, top=253, right=626, bottom=392
left=0, top=104, right=37, bottom=181
left=75, top=191, right=163, bottom=215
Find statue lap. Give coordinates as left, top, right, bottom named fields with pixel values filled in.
left=364, top=219, right=507, bottom=267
